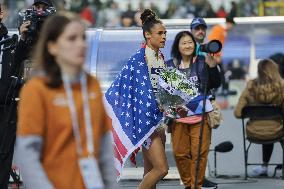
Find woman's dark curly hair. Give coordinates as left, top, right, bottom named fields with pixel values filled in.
left=140, top=9, right=163, bottom=41
left=171, top=31, right=196, bottom=66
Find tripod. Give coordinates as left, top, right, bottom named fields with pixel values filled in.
left=194, top=70, right=209, bottom=189
left=194, top=61, right=219, bottom=189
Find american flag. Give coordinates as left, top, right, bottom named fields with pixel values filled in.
left=104, top=48, right=163, bottom=179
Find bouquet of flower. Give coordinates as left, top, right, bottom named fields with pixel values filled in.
left=156, top=67, right=199, bottom=132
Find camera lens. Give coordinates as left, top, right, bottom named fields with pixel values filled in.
left=200, top=40, right=222, bottom=54
left=208, top=41, right=221, bottom=53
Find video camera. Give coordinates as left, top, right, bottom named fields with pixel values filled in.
left=18, top=6, right=56, bottom=45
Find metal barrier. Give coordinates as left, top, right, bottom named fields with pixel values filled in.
left=7, top=17, right=284, bottom=90
left=81, top=17, right=284, bottom=91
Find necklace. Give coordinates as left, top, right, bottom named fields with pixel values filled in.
left=145, top=46, right=165, bottom=91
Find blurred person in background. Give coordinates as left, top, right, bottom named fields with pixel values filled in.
left=162, top=0, right=187, bottom=19
left=166, top=30, right=221, bottom=189
left=162, top=1, right=178, bottom=19
left=202, top=2, right=216, bottom=18
left=15, top=12, right=117, bottom=189
left=208, top=17, right=235, bottom=49
left=123, top=3, right=135, bottom=20
left=228, top=1, right=238, bottom=18
left=134, top=10, right=142, bottom=27
left=97, top=0, right=120, bottom=27
left=120, top=11, right=134, bottom=27
left=208, top=16, right=236, bottom=108
left=149, top=2, right=161, bottom=18
left=191, top=1, right=212, bottom=18
left=185, top=0, right=197, bottom=18
left=239, top=0, right=258, bottom=17
left=70, top=0, right=83, bottom=13
left=234, top=58, right=284, bottom=177
left=80, top=0, right=95, bottom=27
left=216, top=5, right=227, bottom=18
left=190, top=17, right=219, bottom=189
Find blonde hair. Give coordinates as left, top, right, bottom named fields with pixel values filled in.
left=250, top=59, right=284, bottom=103
left=257, top=59, right=282, bottom=85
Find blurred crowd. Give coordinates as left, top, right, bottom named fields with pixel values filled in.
left=2, top=0, right=284, bottom=28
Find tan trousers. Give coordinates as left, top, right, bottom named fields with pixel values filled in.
left=171, top=119, right=211, bottom=189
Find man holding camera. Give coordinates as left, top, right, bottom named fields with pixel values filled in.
left=19, top=0, right=53, bottom=43
left=14, top=0, right=54, bottom=79
left=190, top=17, right=219, bottom=189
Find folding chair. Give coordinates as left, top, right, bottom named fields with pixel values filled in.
left=241, top=104, right=284, bottom=179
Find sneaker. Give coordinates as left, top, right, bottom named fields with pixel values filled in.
left=201, top=178, right=218, bottom=189
left=251, top=165, right=268, bottom=177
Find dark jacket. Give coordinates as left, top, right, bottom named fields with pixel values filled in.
left=0, top=23, right=18, bottom=105
left=12, top=39, right=30, bottom=78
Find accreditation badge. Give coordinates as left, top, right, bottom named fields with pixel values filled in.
left=78, top=156, right=104, bottom=189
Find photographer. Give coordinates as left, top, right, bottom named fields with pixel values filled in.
left=13, top=0, right=55, bottom=79
left=190, top=17, right=220, bottom=189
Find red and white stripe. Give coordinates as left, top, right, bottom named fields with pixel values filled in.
left=103, top=97, right=134, bottom=179
left=103, top=96, right=157, bottom=180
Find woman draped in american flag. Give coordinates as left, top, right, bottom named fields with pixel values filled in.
left=104, top=9, right=168, bottom=188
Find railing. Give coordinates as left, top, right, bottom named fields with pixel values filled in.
left=162, top=16, right=284, bottom=26
left=7, top=17, right=284, bottom=90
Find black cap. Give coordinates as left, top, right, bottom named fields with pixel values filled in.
left=33, top=0, right=52, bottom=6
left=225, top=16, right=236, bottom=25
